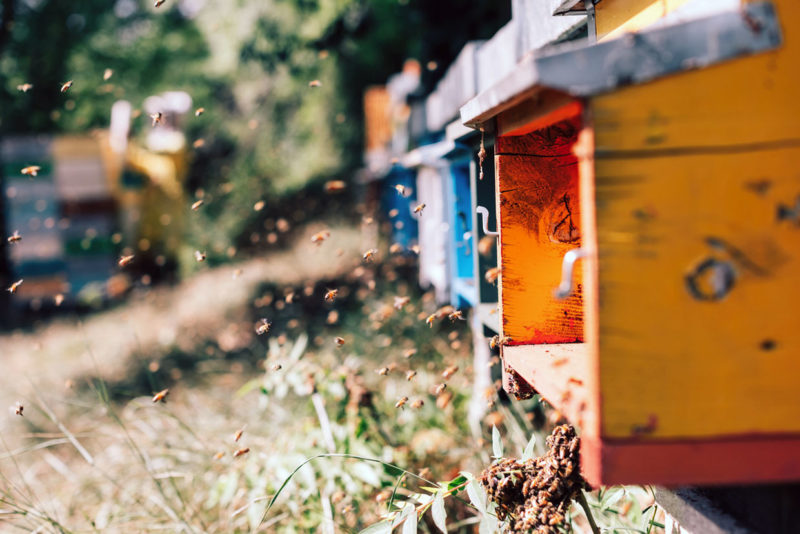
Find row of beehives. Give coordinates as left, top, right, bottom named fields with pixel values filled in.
left=363, top=0, right=800, bottom=487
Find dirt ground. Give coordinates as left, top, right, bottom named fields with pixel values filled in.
left=0, top=222, right=365, bottom=430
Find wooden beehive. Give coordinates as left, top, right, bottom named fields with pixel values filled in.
left=462, top=0, right=800, bottom=486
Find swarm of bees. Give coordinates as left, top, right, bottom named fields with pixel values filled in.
left=311, top=230, right=330, bottom=245
left=21, top=165, right=40, bottom=177
left=154, top=0, right=166, bottom=7
left=308, top=80, right=322, bottom=88
left=395, top=396, right=408, bottom=409
left=405, top=370, right=417, bottom=381
left=150, top=112, right=163, bottom=127
left=324, top=180, right=346, bottom=193
left=7, top=279, right=23, bottom=294
left=448, top=310, right=464, bottom=321
left=13, top=402, right=23, bottom=416
left=393, top=296, right=410, bottom=310
left=413, top=203, right=426, bottom=215
left=324, top=289, right=338, bottom=302
left=233, top=447, right=250, bottom=458
left=442, top=365, right=459, bottom=380
left=485, top=266, right=501, bottom=284
left=103, top=68, right=113, bottom=81
left=410, top=399, right=424, bottom=409
left=362, top=249, right=377, bottom=262
left=60, top=81, right=73, bottom=93
left=394, top=184, right=409, bottom=197
left=191, top=199, right=204, bottom=211
left=195, top=107, right=205, bottom=116
left=233, top=429, right=244, bottom=442
left=118, top=254, right=134, bottom=267
left=7, top=231, right=22, bottom=244
left=194, top=250, right=207, bottom=262
left=334, top=336, right=345, bottom=346
left=152, top=389, right=169, bottom=403
left=17, top=83, right=33, bottom=92
left=255, top=319, right=271, bottom=335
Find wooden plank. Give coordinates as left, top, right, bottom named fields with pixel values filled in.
left=581, top=433, right=800, bottom=487
left=503, top=343, right=596, bottom=436
left=497, top=115, right=584, bottom=345
left=593, top=145, right=800, bottom=439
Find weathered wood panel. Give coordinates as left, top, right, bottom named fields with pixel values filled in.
left=497, top=115, right=584, bottom=344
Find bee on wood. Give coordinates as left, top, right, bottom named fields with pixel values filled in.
left=233, top=447, right=250, bottom=458
left=271, top=363, right=282, bottom=371
left=103, top=68, right=113, bottom=81
left=7, top=279, right=23, bottom=294
left=394, top=184, right=409, bottom=197
left=308, top=80, right=322, bottom=88
left=234, top=429, right=244, bottom=442
left=334, top=336, right=345, bottom=346
left=362, top=248, right=377, bottom=262
left=413, top=203, right=426, bottom=215
left=405, top=370, right=416, bottom=381
left=434, top=383, right=447, bottom=396
left=21, top=165, right=41, bottom=176
left=152, top=389, right=169, bottom=403
left=191, top=199, right=204, bottom=211
left=255, top=319, right=271, bottom=335
left=442, top=365, right=458, bottom=380
left=393, top=296, right=410, bottom=310
left=194, top=107, right=205, bottom=116
left=13, top=402, right=23, bottom=416
left=7, top=231, right=21, bottom=244
left=485, top=267, right=501, bottom=284
left=194, top=250, right=206, bottom=262
left=376, top=367, right=390, bottom=376
left=16, top=83, right=33, bottom=92
left=410, top=399, right=424, bottom=409
left=154, top=0, right=166, bottom=7
left=395, top=396, right=408, bottom=409
left=324, top=180, right=346, bottom=193
left=60, top=81, right=73, bottom=93
left=311, top=230, right=330, bottom=245
left=403, top=348, right=417, bottom=359
left=54, top=294, right=65, bottom=306
left=150, top=112, right=163, bottom=127
left=324, top=289, right=338, bottom=302
left=448, top=310, right=464, bottom=322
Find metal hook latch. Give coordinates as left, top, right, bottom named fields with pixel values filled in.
left=476, top=206, right=499, bottom=237
left=555, top=248, right=587, bottom=299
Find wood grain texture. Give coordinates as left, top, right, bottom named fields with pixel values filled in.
left=497, top=115, right=584, bottom=345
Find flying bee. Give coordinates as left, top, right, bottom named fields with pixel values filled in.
left=324, top=289, right=338, bottom=302
left=395, top=396, right=408, bottom=409
left=410, top=244, right=420, bottom=254
left=21, top=165, right=40, bottom=176
left=334, top=336, right=345, bottom=346
left=233, top=429, right=244, bottom=442
left=442, top=365, right=459, bottom=380
left=405, top=370, right=417, bottom=381
left=194, top=250, right=206, bottom=262
left=311, top=230, right=330, bottom=245
left=376, top=367, right=390, bottom=376
left=103, top=68, right=113, bottom=81
left=324, top=180, right=346, bottom=193
left=403, top=348, right=417, bottom=359
left=13, top=402, right=23, bottom=416
left=413, top=203, right=426, bottom=215
left=154, top=0, right=166, bottom=7
left=253, top=200, right=265, bottom=211
left=394, top=184, right=408, bottom=197
left=233, top=447, right=250, bottom=458
left=425, top=314, right=436, bottom=327
left=152, top=389, right=169, bottom=403
left=362, top=248, right=377, bottom=262
left=271, top=363, right=282, bottom=371
left=213, top=451, right=225, bottom=460
left=194, top=107, right=205, bottom=116
left=308, top=80, right=322, bottom=88
left=60, top=80, right=73, bottom=93
left=191, top=199, right=204, bottom=211
left=54, top=294, right=65, bottom=306
left=16, top=83, right=33, bottom=92
left=434, top=383, right=447, bottom=396
left=393, top=296, right=410, bottom=310
left=410, top=399, right=424, bottom=409
left=150, top=112, right=163, bottom=127
left=7, top=231, right=21, bottom=244
left=192, top=138, right=205, bottom=148
left=485, top=267, right=501, bottom=284
left=7, top=279, right=23, bottom=294
left=255, top=319, right=271, bottom=335
left=389, top=243, right=403, bottom=254
left=448, top=310, right=464, bottom=322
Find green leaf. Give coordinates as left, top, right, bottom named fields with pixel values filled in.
left=358, top=521, right=392, bottom=534
left=446, top=475, right=467, bottom=491
left=466, top=479, right=486, bottom=514
left=431, top=491, right=447, bottom=533
left=521, top=433, right=536, bottom=461
left=491, top=425, right=503, bottom=459
left=355, top=416, right=368, bottom=438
